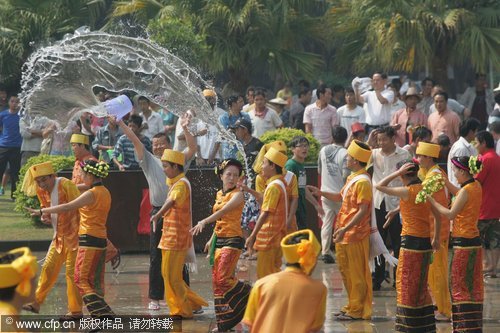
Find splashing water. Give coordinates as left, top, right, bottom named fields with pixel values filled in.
left=19, top=28, right=246, bottom=166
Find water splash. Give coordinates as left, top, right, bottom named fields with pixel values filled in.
left=19, top=29, right=247, bottom=170
left=21, top=29, right=214, bottom=133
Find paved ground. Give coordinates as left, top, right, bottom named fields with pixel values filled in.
left=28, top=252, right=500, bottom=332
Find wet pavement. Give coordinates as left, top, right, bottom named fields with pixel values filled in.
left=30, top=252, right=500, bottom=332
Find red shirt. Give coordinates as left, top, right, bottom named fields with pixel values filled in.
left=475, top=149, right=500, bottom=220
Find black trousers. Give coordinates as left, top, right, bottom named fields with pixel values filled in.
left=0, top=147, right=21, bottom=198
left=373, top=200, right=402, bottom=287
left=149, top=207, right=190, bottom=300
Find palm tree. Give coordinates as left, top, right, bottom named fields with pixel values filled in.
left=0, top=0, right=112, bottom=86
left=325, top=0, right=500, bottom=86
left=111, top=0, right=327, bottom=91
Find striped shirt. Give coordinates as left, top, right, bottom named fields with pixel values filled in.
left=112, top=134, right=151, bottom=170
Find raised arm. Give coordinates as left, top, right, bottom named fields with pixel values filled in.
left=117, top=118, right=145, bottom=161
left=181, top=114, right=197, bottom=161
left=375, top=165, right=411, bottom=201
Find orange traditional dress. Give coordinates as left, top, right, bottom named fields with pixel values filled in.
left=450, top=179, right=483, bottom=332
left=72, top=154, right=119, bottom=263
left=423, top=164, right=452, bottom=318
left=254, top=174, right=287, bottom=278
left=256, top=171, right=298, bottom=233
left=74, top=184, right=114, bottom=318
left=158, top=173, right=207, bottom=318
left=335, top=169, right=372, bottom=320
left=395, top=183, right=436, bottom=333
left=35, top=178, right=82, bottom=314
left=210, top=188, right=251, bottom=331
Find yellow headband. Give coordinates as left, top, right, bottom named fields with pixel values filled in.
left=264, top=147, right=288, bottom=169
left=416, top=142, right=440, bottom=158
left=281, top=229, right=321, bottom=275
left=347, top=140, right=371, bottom=163
left=70, top=134, right=89, bottom=145
left=161, top=149, right=185, bottom=166
left=0, top=247, right=38, bottom=297
left=253, top=141, right=287, bottom=174
left=21, top=162, right=55, bottom=196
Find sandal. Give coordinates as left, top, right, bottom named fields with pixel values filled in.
left=22, top=303, right=40, bottom=314
left=148, top=301, right=160, bottom=310
left=59, top=312, right=83, bottom=321
left=110, top=250, right=121, bottom=270
left=336, top=314, right=360, bottom=321
left=332, top=311, right=346, bottom=317
left=193, top=309, right=204, bottom=315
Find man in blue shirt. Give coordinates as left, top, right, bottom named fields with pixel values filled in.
left=0, top=95, right=22, bottom=199
left=219, top=95, right=251, bottom=159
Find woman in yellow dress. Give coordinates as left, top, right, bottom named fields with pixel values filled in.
left=27, top=160, right=114, bottom=318
left=191, top=159, right=251, bottom=332
left=427, top=156, right=484, bottom=332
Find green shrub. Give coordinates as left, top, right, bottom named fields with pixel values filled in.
left=14, top=154, right=75, bottom=226
left=259, top=128, right=320, bottom=164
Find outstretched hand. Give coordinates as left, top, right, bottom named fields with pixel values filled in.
left=306, top=185, right=320, bottom=197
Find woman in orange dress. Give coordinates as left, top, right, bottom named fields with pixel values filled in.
left=375, top=160, right=440, bottom=332
left=27, top=160, right=114, bottom=318
left=191, top=159, right=251, bottom=332
left=427, top=156, right=483, bottom=332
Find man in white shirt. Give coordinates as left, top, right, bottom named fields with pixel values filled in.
left=303, top=84, right=339, bottom=147
left=138, top=96, right=164, bottom=139
left=355, top=72, right=394, bottom=132
left=447, top=118, right=480, bottom=187
left=247, top=89, right=283, bottom=138
left=19, top=111, right=50, bottom=166
left=317, top=126, right=349, bottom=263
left=337, top=87, right=365, bottom=136
left=371, top=126, right=411, bottom=290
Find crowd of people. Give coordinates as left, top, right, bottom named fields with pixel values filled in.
left=1, top=72, right=500, bottom=332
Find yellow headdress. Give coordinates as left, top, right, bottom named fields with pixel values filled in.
left=0, top=247, right=38, bottom=297
left=21, top=162, right=55, bottom=197
left=70, top=134, right=89, bottom=145
left=347, top=140, right=371, bottom=163
left=264, top=147, right=288, bottom=171
left=281, top=229, right=321, bottom=275
left=416, top=142, right=440, bottom=158
left=161, top=149, right=185, bottom=166
left=202, top=89, right=217, bottom=98
left=253, top=140, right=287, bottom=174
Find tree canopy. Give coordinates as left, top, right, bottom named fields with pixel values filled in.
left=1, top=0, right=498, bottom=92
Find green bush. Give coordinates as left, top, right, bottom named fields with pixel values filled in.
left=14, top=154, right=75, bottom=226
left=259, top=128, right=320, bottom=164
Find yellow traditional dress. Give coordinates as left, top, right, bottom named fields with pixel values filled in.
left=211, top=188, right=251, bottom=331
left=450, top=179, right=483, bottom=332
left=423, top=164, right=452, bottom=318
left=158, top=173, right=208, bottom=318
left=35, top=178, right=82, bottom=314
left=335, top=169, right=373, bottom=320
left=254, top=174, right=287, bottom=278
left=395, top=183, right=435, bottom=332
